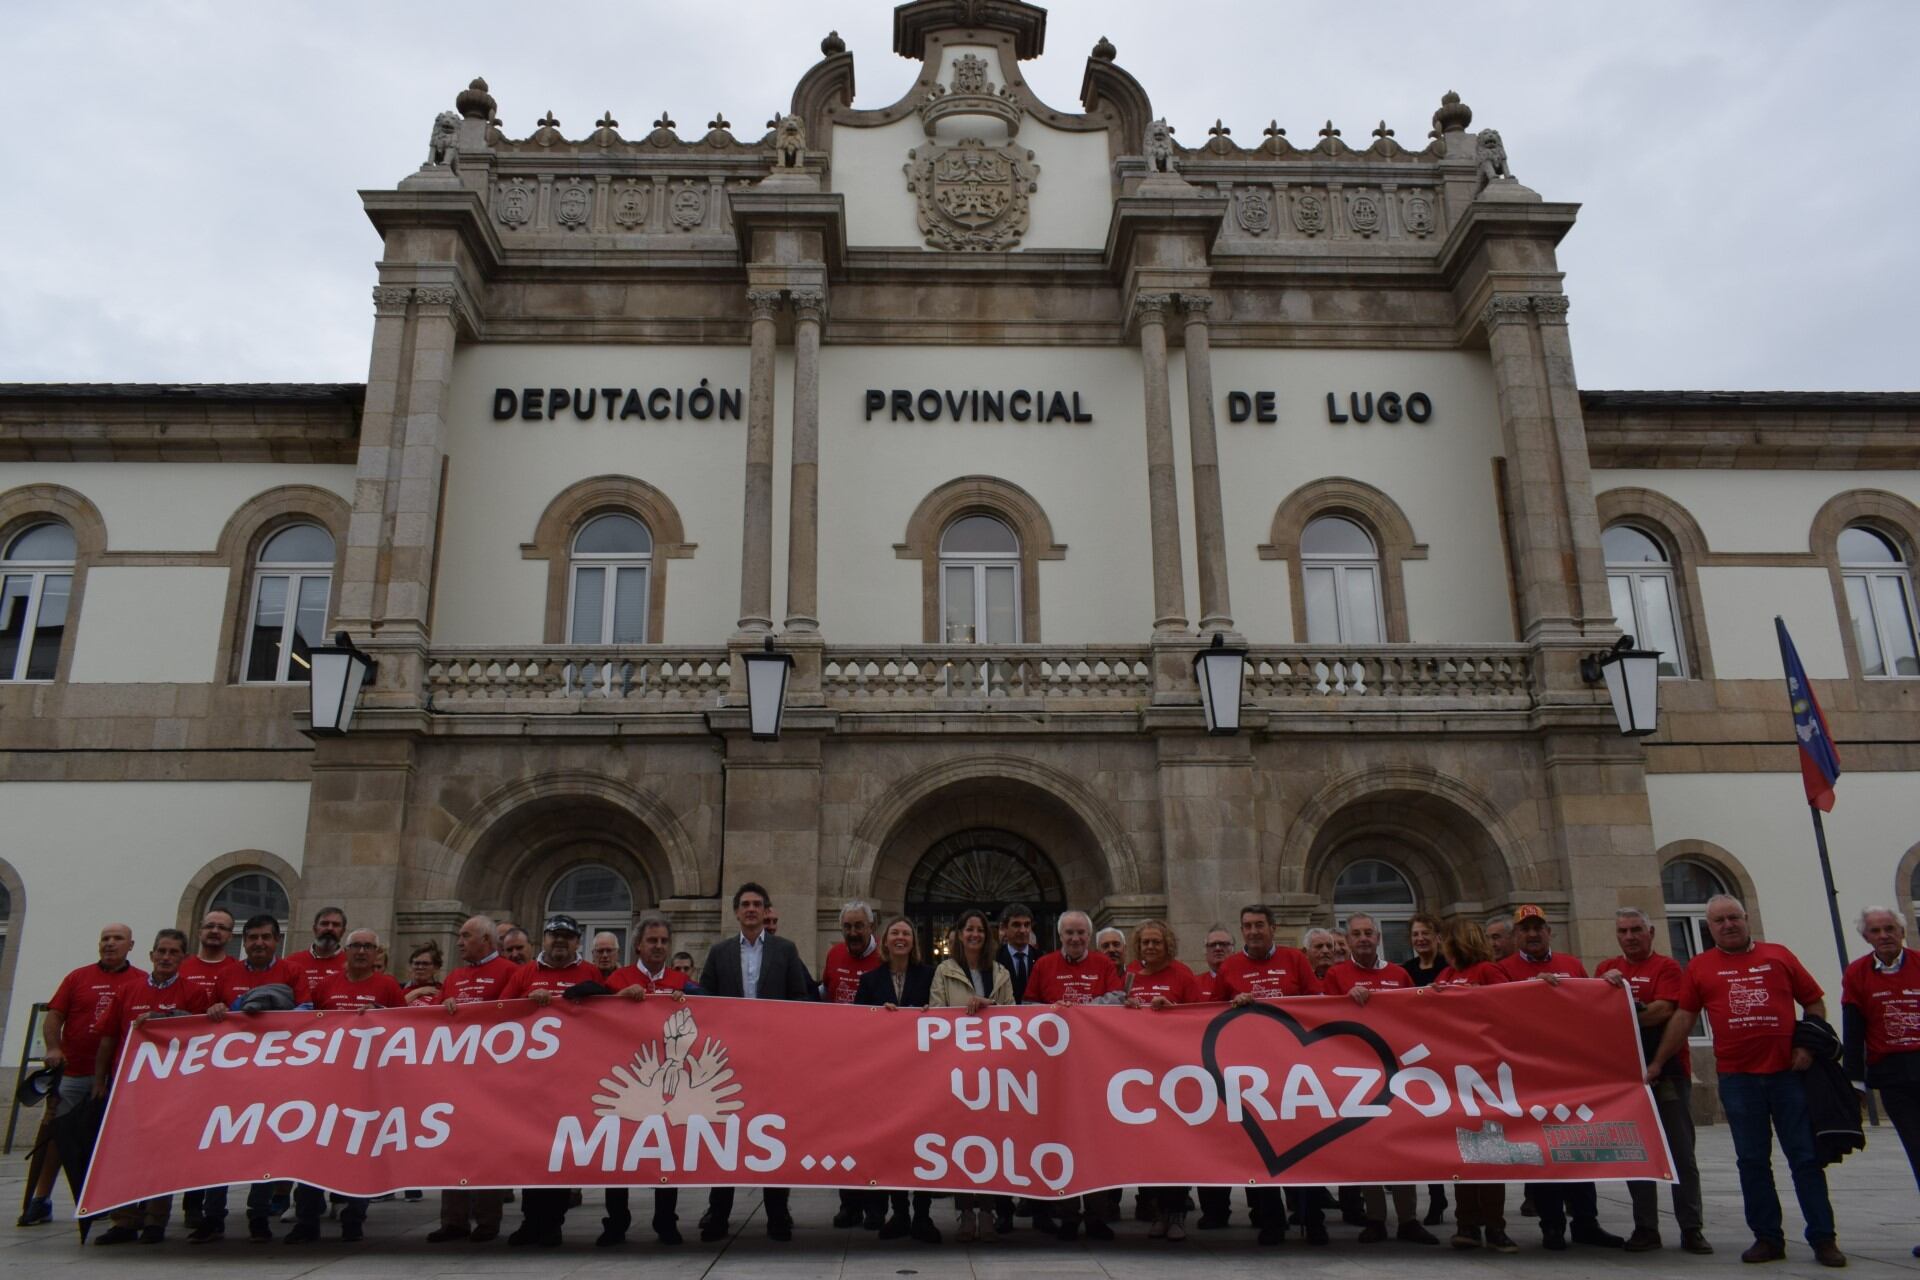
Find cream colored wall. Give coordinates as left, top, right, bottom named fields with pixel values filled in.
left=1595, top=470, right=1920, bottom=553
left=1209, top=349, right=1512, bottom=642
left=1647, top=772, right=1920, bottom=991
left=436, top=344, right=757, bottom=647
left=831, top=44, right=1112, bottom=252
left=67, top=566, right=230, bottom=683
left=0, top=780, right=312, bottom=1064
left=1696, top=567, right=1848, bottom=677
left=817, top=346, right=1154, bottom=643
left=0, top=463, right=354, bottom=551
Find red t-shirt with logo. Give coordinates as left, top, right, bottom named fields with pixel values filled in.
left=1321, top=958, right=1415, bottom=995
left=177, top=954, right=243, bottom=1007
left=1434, top=961, right=1508, bottom=987
left=1679, top=942, right=1822, bottom=1075
left=1195, top=969, right=1225, bottom=1002
left=821, top=941, right=884, bottom=1005
left=49, top=963, right=147, bottom=1078
left=443, top=954, right=523, bottom=1003
left=607, top=964, right=692, bottom=994
left=215, top=959, right=311, bottom=1008
left=1125, top=960, right=1202, bottom=1004
left=1842, top=949, right=1920, bottom=1065
left=1596, top=951, right=1691, bottom=1077
left=1218, top=947, right=1321, bottom=1000
left=1498, top=950, right=1590, bottom=983
left=311, top=972, right=407, bottom=1011
left=283, top=949, right=349, bottom=991
left=501, top=959, right=603, bottom=1000
left=96, top=972, right=199, bottom=1058
left=1028, top=951, right=1123, bottom=1004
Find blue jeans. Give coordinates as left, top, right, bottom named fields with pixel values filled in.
left=1718, top=1070, right=1835, bottom=1244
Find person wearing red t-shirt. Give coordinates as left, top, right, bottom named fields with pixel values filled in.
left=598, top=911, right=693, bottom=1248
left=1119, top=920, right=1203, bottom=1242
left=1023, top=911, right=1122, bottom=1241
left=817, top=901, right=885, bottom=1229
left=1648, top=894, right=1841, bottom=1267
left=281, top=905, right=349, bottom=992
left=428, top=914, right=523, bottom=1244
left=177, top=907, right=242, bottom=1008
left=1597, top=907, right=1708, bottom=1255
left=1426, top=920, right=1517, bottom=1252
left=501, top=914, right=602, bottom=1247
left=1843, top=907, right=1920, bottom=1248
left=1190, top=924, right=1244, bottom=1232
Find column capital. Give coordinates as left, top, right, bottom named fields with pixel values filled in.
left=746, top=289, right=785, bottom=321
left=788, top=288, right=826, bottom=325
left=371, top=285, right=413, bottom=316
left=1477, top=293, right=1533, bottom=330
left=1133, top=291, right=1173, bottom=324
left=1179, top=292, right=1214, bottom=318
left=1531, top=293, right=1571, bottom=324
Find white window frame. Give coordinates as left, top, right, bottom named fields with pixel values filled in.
left=1662, top=858, right=1729, bottom=1044
left=1332, top=858, right=1418, bottom=962
left=566, top=516, right=653, bottom=645
left=241, top=526, right=334, bottom=684
left=1300, top=518, right=1385, bottom=644
left=938, top=518, right=1021, bottom=645
left=1, top=523, right=75, bottom=683
left=1840, top=527, right=1920, bottom=680
left=1604, top=526, right=1689, bottom=679
left=547, top=864, right=636, bottom=960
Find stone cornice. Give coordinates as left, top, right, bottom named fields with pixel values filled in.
left=0, top=387, right=362, bottom=463
left=1584, top=394, right=1920, bottom=470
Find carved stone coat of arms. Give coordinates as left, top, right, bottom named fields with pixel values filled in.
left=905, top=138, right=1039, bottom=252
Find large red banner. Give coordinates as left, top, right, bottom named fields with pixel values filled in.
left=82, top=979, right=1671, bottom=1213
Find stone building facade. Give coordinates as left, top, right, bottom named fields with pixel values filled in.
left=3, top=0, right=1918, bottom=1089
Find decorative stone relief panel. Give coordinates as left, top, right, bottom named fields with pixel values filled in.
left=612, top=180, right=649, bottom=228
left=1346, top=190, right=1384, bottom=238
left=904, top=139, right=1040, bottom=251
left=495, top=178, right=535, bottom=228
left=1290, top=188, right=1329, bottom=236
left=553, top=179, right=592, bottom=231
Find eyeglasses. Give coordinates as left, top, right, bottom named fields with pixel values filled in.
left=344, top=941, right=378, bottom=950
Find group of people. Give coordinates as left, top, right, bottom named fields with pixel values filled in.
left=26, top=883, right=1920, bottom=1268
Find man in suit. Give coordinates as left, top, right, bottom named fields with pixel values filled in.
left=995, top=902, right=1039, bottom=1003
left=698, top=882, right=810, bottom=1243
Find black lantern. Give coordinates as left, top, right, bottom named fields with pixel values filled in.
left=308, top=632, right=377, bottom=735
left=742, top=635, right=794, bottom=741
left=1581, top=634, right=1661, bottom=736
left=1193, top=631, right=1248, bottom=735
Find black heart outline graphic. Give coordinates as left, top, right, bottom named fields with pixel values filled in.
left=1199, top=1001, right=1402, bottom=1177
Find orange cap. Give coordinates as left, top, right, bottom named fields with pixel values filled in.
left=1512, top=904, right=1548, bottom=924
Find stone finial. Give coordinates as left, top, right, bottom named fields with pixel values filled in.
left=1092, top=34, right=1117, bottom=60
left=653, top=112, right=676, bottom=131
left=456, top=76, right=495, bottom=120
left=1319, top=120, right=1341, bottom=141
left=1433, top=89, right=1472, bottom=134
left=821, top=29, right=846, bottom=55
left=1208, top=119, right=1231, bottom=139
left=1263, top=120, right=1285, bottom=141
left=536, top=111, right=560, bottom=129
left=596, top=111, right=619, bottom=130
left=1372, top=120, right=1394, bottom=141
left=708, top=114, right=731, bottom=132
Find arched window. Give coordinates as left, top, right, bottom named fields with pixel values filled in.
left=1301, top=516, right=1383, bottom=643
left=548, top=864, right=635, bottom=958
left=906, top=829, right=1066, bottom=959
left=1333, top=859, right=1418, bottom=961
left=568, top=514, right=653, bottom=645
left=1661, top=858, right=1729, bottom=963
left=243, top=524, right=334, bottom=683
left=209, top=871, right=291, bottom=958
left=1603, top=524, right=1687, bottom=677
left=939, top=515, right=1021, bottom=644
left=1839, top=525, right=1919, bottom=678
left=1, top=521, right=75, bottom=682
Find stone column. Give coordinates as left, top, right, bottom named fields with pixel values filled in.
left=1180, top=292, right=1234, bottom=633
left=722, top=739, right=823, bottom=971
left=1482, top=293, right=1577, bottom=641
left=384, top=286, right=460, bottom=637
left=1530, top=295, right=1615, bottom=630
left=334, top=286, right=413, bottom=635
left=738, top=289, right=783, bottom=633
left=1135, top=292, right=1189, bottom=635
left=783, top=288, right=824, bottom=633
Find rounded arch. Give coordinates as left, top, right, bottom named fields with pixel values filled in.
left=176, top=848, right=305, bottom=935
left=895, top=475, right=1066, bottom=643
left=523, top=475, right=694, bottom=645
left=0, top=483, right=109, bottom=683
left=0, top=855, right=25, bottom=1050
left=435, top=770, right=703, bottom=917
left=1282, top=765, right=1534, bottom=915
left=213, top=485, right=351, bottom=682
left=1595, top=486, right=1715, bottom=679
left=1810, top=489, right=1920, bottom=680
left=1896, top=840, right=1920, bottom=922
left=1260, top=477, right=1428, bottom=642
left=1655, top=838, right=1766, bottom=941
left=842, top=754, right=1141, bottom=912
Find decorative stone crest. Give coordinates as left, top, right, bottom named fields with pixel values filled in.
left=495, top=178, right=534, bottom=228
left=1234, top=187, right=1272, bottom=235
left=917, top=51, right=1023, bottom=135
left=1292, top=192, right=1327, bottom=236
left=1144, top=118, right=1177, bottom=174
left=424, top=111, right=460, bottom=169
left=1476, top=129, right=1512, bottom=192
left=669, top=179, right=707, bottom=230
left=1348, top=192, right=1382, bottom=236
left=554, top=181, right=592, bottom=230
left=1403, top=193, right=1436, bottom=236
left=613, top=181, right=648, bottom=228
left=904, top=138, right=1039, bottom=251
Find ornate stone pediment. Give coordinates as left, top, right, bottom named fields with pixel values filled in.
left=904, top=136, right=1039, bottom=251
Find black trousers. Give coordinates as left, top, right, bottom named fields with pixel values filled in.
left=1524, top=1180, right=1599, bottom=1233
left=604, top=1187, right=679, bottom=1235
left=520, top=1187, right=572, bottom=1234
left=1883, top=1082, right=1920, bottom=1191
left=707, top=1186, right=789, bottom=1222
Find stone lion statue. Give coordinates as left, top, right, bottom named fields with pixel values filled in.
left=772, top=114, right=807, bottom=169
left=426, top=111, right=461, bottom=168
left=1476, top=128, right=1510, bottom=190
left=1144, top=118, right=1176, bottom=173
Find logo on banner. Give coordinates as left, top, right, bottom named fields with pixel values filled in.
left=592, top=1006, right=742, bottom=1125
left=1545, top=1121, right=1648, bottom=1164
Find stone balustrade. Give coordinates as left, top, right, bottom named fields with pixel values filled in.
left=821, top=646, right=1154, bottom=703
left=424, top=648, right=731, bottom=708
left=1243, top=644, right=1533, bottom=702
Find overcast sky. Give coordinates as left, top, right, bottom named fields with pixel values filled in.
left=3, top=1, right=1914, bottom=391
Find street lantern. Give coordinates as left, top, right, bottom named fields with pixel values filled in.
left=1193, top=631, right=1248, bottom=735
left=1581, top=634, right=1661, bottom=736
left=308, top=632, right=377, bottom=735
left=742, top=635, right=794, bottom=741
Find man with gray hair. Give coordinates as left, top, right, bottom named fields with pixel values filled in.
left=1095, top=926, right=1126, bottom=975
left=1027, top=910, right=1123, bottom=1241
left=821, top=899, right=883, bottom=1229
left=428, top=915, right=521, bottom=1243
left=1843, top=903, right=1920, bottom=1243
left=589, top=931, right=623, bottom=978
left=1303, top=927, right=1340, bottom=980
left=1486, top=914, right=1515, bottom=961
left=600, top=911, right=692, bottom=1247
left=1598, top=907, right=1709, bottom=1254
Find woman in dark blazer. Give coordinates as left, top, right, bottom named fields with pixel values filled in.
left=855, top=917, right=938, bottom=1241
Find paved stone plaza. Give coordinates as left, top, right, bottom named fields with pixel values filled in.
left=1, top=1126, right=1915, bottom=1278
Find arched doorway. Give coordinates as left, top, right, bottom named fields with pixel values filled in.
left=1332, top=858, right=1419, bottom=960
left=548, top=863, right=637, bottom=958
left=905, top=828, right=1066, bottom=960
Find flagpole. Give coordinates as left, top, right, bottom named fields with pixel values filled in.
left=1807, top=807, right=1850, bottom=982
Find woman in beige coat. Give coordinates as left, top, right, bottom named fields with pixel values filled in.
left=929, top=909, right=1014, bottom=1240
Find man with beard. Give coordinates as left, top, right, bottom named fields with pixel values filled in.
left=283, top=906, right=348, bottom=990
left=820, top=900, right=885, bottom=1230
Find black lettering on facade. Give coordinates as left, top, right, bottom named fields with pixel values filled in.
left=1326, top=392, right=1348, bottom=424
left=1010, top=389, right=1032, bottom=421
left=522, top=388, right=544, bottom=420
left=1377, top=391, right=1402, bottom=423
left=1255, top=391, right=1277, bottom=423
left=1227, top=391, right=1252, bottom=423
left=1407, top=392, right=1432, bottom=423
left=492, top=389, right=518, bottom=420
